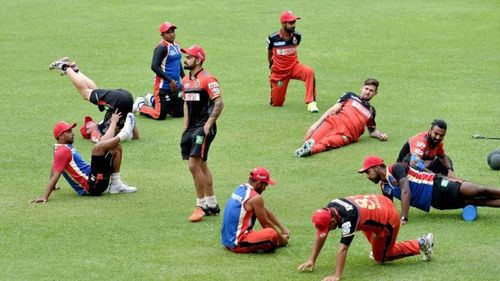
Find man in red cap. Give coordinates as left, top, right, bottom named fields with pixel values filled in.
left=221, top=167, right=290, bottom=253
left=267, top=10, right=318, bottom=112
left=358, top=155, right=500, bottom=224
left=298, top=194, right=433, bottom=281
left=32, top=111, right=137, bottom=203
left=133, top=21, right=185, bottom=120
left=179, top=45, right=224, bottom=222
left=80, top=115, right=139, bottom=143
left=295, top=78, right=388, bottom=157
left=48, top=57, right=139, bottom=138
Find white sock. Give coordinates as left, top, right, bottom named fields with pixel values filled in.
left=205, top=195, right=217, bottom=207
left=196, top=198, right=206, bottom=208
left=111, top=173, right=121, bottom=186
left=117, top=131, right=127, bottom=142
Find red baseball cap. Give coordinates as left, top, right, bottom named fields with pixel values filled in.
left=280, top=10, right=301, bottom=23
left=312, top=209, right=331, bottom=238
left=53, top=121, right=76, bottom=139
left=250, top=166, right=276, bottom=185
left=79, top=116, right=94, bottom=139
left=358, top=155, right=385, bottom=173
left=181, top=45, right=206, bottom=62
left=159, top=21, right=177, bottom=33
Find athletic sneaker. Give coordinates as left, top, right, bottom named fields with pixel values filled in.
left=120, top=113, right=135, bottom=141
left=420, top=233, right=434, bottom=261
left=295, top=139, right=315, bottom=157
left=132, top=97, right=146, bottom=114
left=203, top=204, right=221, bottom=216
left=49, top=57, right=71, bottom=75
left=307, top=101, right=319, bottom=113
left=109, top=182, right=138, bottom=194
left=188, top=207, right=205, bottom=222
left=144, top=93, right=153, bottom=107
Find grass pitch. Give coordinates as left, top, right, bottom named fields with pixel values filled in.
left=1, top=0, right=499, bottom=280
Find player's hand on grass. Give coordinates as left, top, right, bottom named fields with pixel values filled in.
left=297, top=260, right=315, bottom=272
left=31, top=197, right=47, bottom=204
left=378, top=133, right=388, bottom=141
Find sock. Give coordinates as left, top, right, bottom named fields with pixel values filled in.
left=117, top=131, right=127, bottom=142
left=206, top=195, right=218, bottom=208
left=417, top=237, right=424, bottom=248
left=196, top=198, right=206, bottom=208
left=111, top=173, right=121, bottom=186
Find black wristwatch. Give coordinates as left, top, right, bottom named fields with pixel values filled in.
left=400, top=216, right=408, bottom=222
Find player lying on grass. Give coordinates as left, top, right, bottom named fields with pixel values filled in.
left=49, top=57, right=139, bottom=138
left=295, top=78, right=388, bottom=157
left=298, top=194, right=433, bottom=281
left=358, top=155, right=500, bottom=224
left=32, top=111, right=137, bottom=203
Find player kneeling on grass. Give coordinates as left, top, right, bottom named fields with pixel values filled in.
left=32, top=111, right=137, bottom=203
left=221, top=167, right=290, bottom=253
left=298, top=194, right=433, bottom=281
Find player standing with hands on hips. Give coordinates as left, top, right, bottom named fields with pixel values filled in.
left=267, top=11, right=319, bottom=112
left=180, top=45, right=224, bottom=222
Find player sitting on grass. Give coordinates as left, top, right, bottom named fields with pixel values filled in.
left=298, top=194, right=433, bottom=281
left=32, top=111, right=137, bottom=203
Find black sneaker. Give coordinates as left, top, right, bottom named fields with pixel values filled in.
left=203, top=204, right=220, bottom=216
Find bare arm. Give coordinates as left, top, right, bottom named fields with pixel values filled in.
left=100, top=110, right=120, bottom=142
left=306, top=103, right=342, bottom=137
left=265, top=207, right=290, bottom=238
left=438, top=155, right=456, bottom=179
left=248, top=196, right=288, bottom=246
left=331, top=243, right=349, bottom=280
left=297, top=234, right=328, bottom=272
left=31, top=171, right=62, bottom=203
left=204, top=96, right=224, bottom=135
left=397, top=177, right=411, bottom=223
left=183, top=101, right=189, bottom=130
left=268, top=49, right=273, bottom=69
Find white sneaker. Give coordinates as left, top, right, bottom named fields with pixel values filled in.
left=119, top=113, right=135, bottom=141
left=144, top=93, right=153, bottom=106
left=109, top=182, right=137, bottom=194
left=420, top=233, right=434, bottom=261
left=307, top=101, right=319, bottom=113
left=132, top=97, right=146, bottom=114
left=295, top=139, right=315, bottom=157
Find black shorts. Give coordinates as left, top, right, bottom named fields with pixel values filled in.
left=87, top=153, right=114, bottom=196
left=91, top=89, right=134, bottom=134
left=180, top=125, right=216, bottom=161
left=142, top=89, right=184, bottom=120
left=431, top=176, right=465, bottom=210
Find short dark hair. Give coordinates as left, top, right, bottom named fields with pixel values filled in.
left=363, top=78, right=379, bottom=89
left=431, top=119, right=447, bottom=130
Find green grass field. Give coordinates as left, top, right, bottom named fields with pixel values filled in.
left=1, top=0, right=499, bottom=280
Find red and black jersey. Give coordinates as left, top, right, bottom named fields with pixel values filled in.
left=181, top=69, right=221, bottom=128
left=335, top=92, right=376, bottom=140
left=267, top=30, right=302, bottom=73
left=406, top=131, right=445, bottom=160
left=327, top=194, right=398, bottom=246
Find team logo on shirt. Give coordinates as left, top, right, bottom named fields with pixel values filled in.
left=184, top=93, right=200, bottom=101
left=341, top=222, right=351, bottom=236
left=292, top=36, right=298, bottom=45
